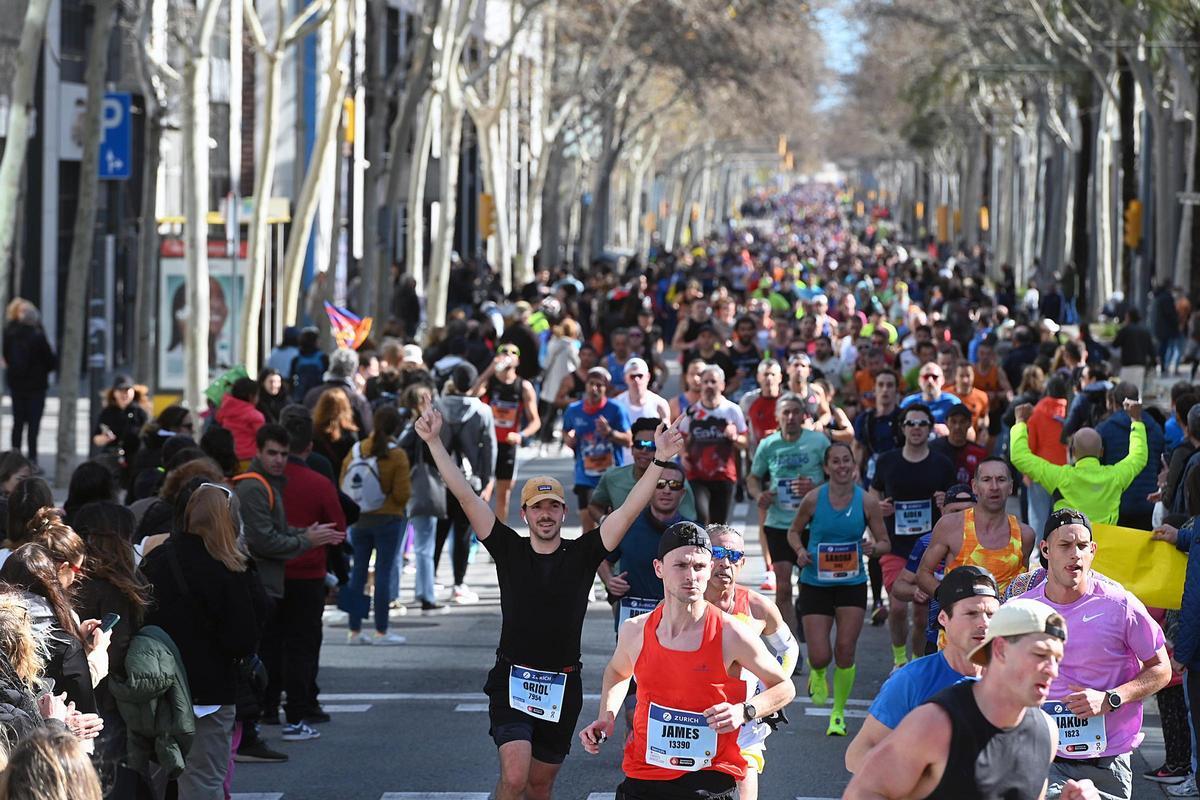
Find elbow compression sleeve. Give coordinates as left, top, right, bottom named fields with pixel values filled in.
left=765, top=628, right=800, bottom=676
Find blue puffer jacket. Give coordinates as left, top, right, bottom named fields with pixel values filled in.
left=1099, top=410, right=1165, bottom=525
left=1172, top=520, right=1200, bottom=669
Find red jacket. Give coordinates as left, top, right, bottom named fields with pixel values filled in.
left=283, top=457, right=346, bottom=580
left=216, top=395, right=266, bottom=460
left=1027, top=396, right=1068, bottom=466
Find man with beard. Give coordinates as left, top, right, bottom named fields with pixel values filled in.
left=727, top=316, right=763, bottom=403
left=679, top=366, right=748, bottom=526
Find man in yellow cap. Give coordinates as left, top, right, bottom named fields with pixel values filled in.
left=415, top=408, right=685, bottom=800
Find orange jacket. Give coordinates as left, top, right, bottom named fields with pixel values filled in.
left=1026, top=396, right=1068, bottom=465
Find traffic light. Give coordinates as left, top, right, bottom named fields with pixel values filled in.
left=479, top=193, right=496, bottom=239
left=1124, top=200, right=1143, bottom=249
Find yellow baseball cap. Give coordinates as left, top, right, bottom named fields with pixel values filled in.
left=521, top=476, right=565, bottom=508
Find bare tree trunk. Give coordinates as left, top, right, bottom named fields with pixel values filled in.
left=0, top=0, right=53, bottom=347
left=133, top=109, right=162, bottom=386
left=426, top=89, right=465, bottom=331
left=56, top=0, right=118, bottom=484
left=405, top=96, right=433, bottom=290
left=280, top=7, right=350, bottom=325
left=361, top=0, right=387, bottom=322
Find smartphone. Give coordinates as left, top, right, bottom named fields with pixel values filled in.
left=99, top=613, right=121, bottom=633
left=36, top=677, right=55, bottom=701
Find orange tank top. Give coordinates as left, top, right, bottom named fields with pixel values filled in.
left=947, top=508, right=1024, bottom=594
left=624, top=604, right=746, bottom=782
left=732, top=586, right=752, bottom=620
left=974, top=364, right=1001, bottom=394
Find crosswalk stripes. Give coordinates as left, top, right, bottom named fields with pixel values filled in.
left=453, top=703, right=489, bottom=712
left=804, top=707, right=869, bottom=719
left=230, top=794, right=283, bottom=800
left=323, top=703, right=372, bottom=712
left=320, top=691, right=872, bottom=708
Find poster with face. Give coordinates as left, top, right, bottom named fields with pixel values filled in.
left=158, top=257, right=244, bottom=391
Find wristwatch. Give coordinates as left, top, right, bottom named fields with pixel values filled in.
left=1105, top=690, right=1122, bottom=711
left=742, top=702, right=757, bottom=722
left=652, top=457, right=673, bottom=469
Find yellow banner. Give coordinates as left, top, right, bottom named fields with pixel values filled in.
left=1091, top=523, right=1186, bottom=610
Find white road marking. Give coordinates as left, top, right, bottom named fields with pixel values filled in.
left=323, top=704, right=372, bottom=712
left=453, top=703, right=489, bottom=712
left=794, top=696, right=870, bottom=708
left=323, top=691, right=873, bottom=707
left=231, top=794, right=283, bottom=800
left=380, top=795, right=490, bottom=800
left=586, top=794, right=616, bottom=800
left=803, top=707, right=868, bottom=719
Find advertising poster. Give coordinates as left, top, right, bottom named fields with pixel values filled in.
left=158, top=242, right=247, bottom=391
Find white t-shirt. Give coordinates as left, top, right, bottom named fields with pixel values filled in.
left=614, top=390, right=670, bottom=461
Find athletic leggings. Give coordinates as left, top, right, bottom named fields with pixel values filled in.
left=690, top=479, right=735, bottom=525
left=434, top=493, right=472, bottom=586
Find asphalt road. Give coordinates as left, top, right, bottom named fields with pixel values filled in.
left=228, top=440, right=1170, bottom=799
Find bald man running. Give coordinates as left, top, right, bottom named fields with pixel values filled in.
left=1010, top=399, right=1147, bottom=528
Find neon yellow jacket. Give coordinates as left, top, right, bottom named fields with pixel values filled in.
left=1009, top=420, right=1147, bottom=525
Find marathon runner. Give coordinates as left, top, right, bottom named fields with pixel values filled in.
left=844, top=599, right=1101, bottom=800
left=740, top=358, right=784, bottom=591
left=870, top=402, right=956, bottom=670
left=747, top=392, right=830, bottom=635
left=785, top=442, right=889, bottom=736
left=702, top=524, right=798, bottom=800
left=413, top=408, right=684, bottom=800
left=931, top=404, right=988, bottom=484
left=669, top=358, right=706, bottom=420
left=900, top=362, right=963, bottom=424
left=562, top=366, right=632, bottom=533
left=1022, top=508, right=1170, bottom=799
left=785, top=352, right=830, bottom=428
left=590, top=417, right=698, bottom=522
left=470, top=345, right=541, bottom=524
left=678, top=365, right=748, bottom=525
left=845, top=565, right=999, bottom=773
left=579, top=522, right=795, bottom=800
left=916, top=457, right=1034, bottom=600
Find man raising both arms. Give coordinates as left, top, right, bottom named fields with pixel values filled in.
left=916, top=457, right=1034, bottom=601
left=580, top=523, right=795, bottom=800
left=415, top=408, right=684, bottom=800
left=845, top=599, right=1099, bottom=800
left=703, top=524, right=799, bottom=800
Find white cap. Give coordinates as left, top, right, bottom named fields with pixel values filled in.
left=624, top=357, right=650, bottom=377
left=402, top=344, right=424, bottom=365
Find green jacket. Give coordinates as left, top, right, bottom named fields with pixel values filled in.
left=1010, top=419, right=1147, bottom=525
left=109, top=625, right=195, bottom=779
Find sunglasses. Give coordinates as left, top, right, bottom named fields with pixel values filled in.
left=627, top=373, right=648, bottom=380
left=903, top=419, right=931, bottom=428
left=920, top=373, right=941, bottom=380
left=656, top=479, right=685, bottom=491
left=633, top=439, right=656, bottom=450
left=199, top=482, right=234, bottom=506
left=498, top=346, right=520, bottom=357
left=711, top=546, right=745, bottom=563
left=64, top=562, right=82, bottom=576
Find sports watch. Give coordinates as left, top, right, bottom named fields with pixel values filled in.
left=1105, top=690, right=1122, bottom=711
left=743, top=702, right=757, bottom=722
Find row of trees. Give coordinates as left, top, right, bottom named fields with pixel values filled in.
left=833, top=0, right=1200, bottom=317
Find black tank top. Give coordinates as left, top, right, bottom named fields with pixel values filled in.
left=925, top=681, right=1051, bottom=800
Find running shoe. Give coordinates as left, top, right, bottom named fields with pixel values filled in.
left=347, top=631, right=373, bottom=645
left=388, top=599, right=408, bottom=614
left=825, top=714, right=847, bottom=737
left=870, top=601, right=887, bottom=626
left=421, top=600, right=450, bottom=615
left=1145, top=765, right=1190, bottom=785
left=1167, top=776, right=1199, bottom=797
left=280, top=722, right=321, bottom=742
left=759, top=572, right=776, bottom=592
left=369, top=632, right=407, bottom=645
left=453, top=584, right=480, bottom=604
left=807, top=669, right=829, bottom=707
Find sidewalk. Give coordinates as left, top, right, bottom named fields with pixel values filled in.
left=0, top=395, right=96, bottom=486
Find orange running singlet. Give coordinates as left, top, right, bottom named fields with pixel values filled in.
left=624, top=604, right=746, bottom=782
left=947, top=508, right=1024, bottom=594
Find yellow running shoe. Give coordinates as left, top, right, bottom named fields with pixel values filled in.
left=807, top=668, right=829, bottom=707
left=826, top=713, right=847, bottom=736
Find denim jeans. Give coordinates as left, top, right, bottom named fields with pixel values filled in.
left=410, top=516, right=438, bottom=603
left=1027, top=481, right=1053, bottom=548
left=347, top=516, right=404, bottom=633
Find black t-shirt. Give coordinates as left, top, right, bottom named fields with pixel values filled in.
left=853, top=407, right=903, bottom=484
left=481, top=520, right=610, bottom=668
left=870, top=448, right=956, bottom=560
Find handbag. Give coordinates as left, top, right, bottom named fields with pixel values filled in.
left=407, top=441, right=447, bottom=518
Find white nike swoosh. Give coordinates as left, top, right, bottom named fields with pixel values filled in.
left=1081, top=613, right=1103, bottom=623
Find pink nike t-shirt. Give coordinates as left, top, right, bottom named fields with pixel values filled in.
left=1025, top=576, right=1165, bottom=758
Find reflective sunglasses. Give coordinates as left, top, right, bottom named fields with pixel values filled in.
left=920, top=372, right=941, bottom=380
left=711, top=546, right=745, bottom=563
left=498, top=345, right=521, bottom=357
left=633, top=439, right=656, bottom=450
left=903, top=419, right=931, bottom=428
left=655, top=479, right=685, bottom=491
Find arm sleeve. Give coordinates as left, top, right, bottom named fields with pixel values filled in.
left=1165, top=448, right=1191, bottom=508
left=1124, top=593, right=1167, bottom=662
left=750, top=440, right=770, bottom=478
left=1010, top=422, right=1065, bottom=492
left=237, top=487, right=310, bottom=560
left=1111, top=421, right=1149, bottom=488
left=1176, top=535, right=1200, bottom=665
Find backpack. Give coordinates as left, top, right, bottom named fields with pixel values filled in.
left=340, top=442, right=388, bottom=512
left=232, top=472, right=275, bottom=510
left=292, top=351, right=326, bottom=401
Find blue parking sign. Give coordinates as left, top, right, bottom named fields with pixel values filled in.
left=99, top=92, right=132, bottom=180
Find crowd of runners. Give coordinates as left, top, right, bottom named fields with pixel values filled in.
left=0, top=186, right=1193, bottom=799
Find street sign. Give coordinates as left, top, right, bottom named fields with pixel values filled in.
left=99, top=93, right=132, bottom=180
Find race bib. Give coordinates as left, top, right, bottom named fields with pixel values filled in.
left=507, top=665, right=567, bottom=723
left=582, top=441, right=614, bottom=476
left=817, top=542, right=861, bottom=582
left=645, top=702, right=718, bottom=772
left=865, top=454, right=878, bottom=483
left=894, top=499, right=933, bottom=536
left=493, top=402, right=519, bottom=429
left=1043, top=701, right=1107, bottom=757
left=777, top=478, right=804, bottom=510
left=618, top=597, right=658, bottom=627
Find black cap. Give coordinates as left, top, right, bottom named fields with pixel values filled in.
left=945, top=484, right=977, bottom=505
left=1044, top=508, right=1091, bottom=541
left=656, top=521, right=711, bottom=560
left=945, top=404, right=972, bottom=420
left=936, top=565, right=998, bottom=611
left=111, top=374, right=134, bottom=391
